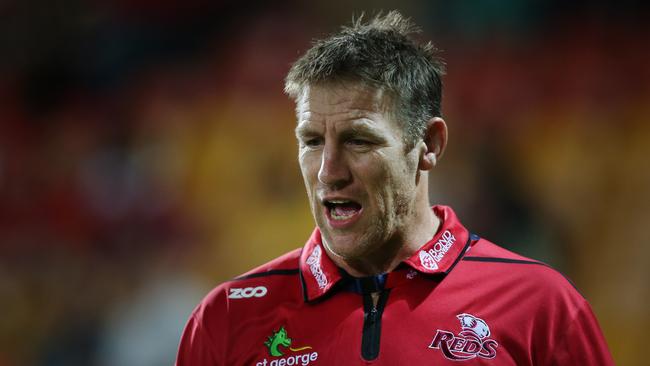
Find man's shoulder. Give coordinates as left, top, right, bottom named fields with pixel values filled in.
left=451, top=238, right=613, bottom=365
left=466, top=237, right=537, bottom=262
left=235, top=247, right=303, bottom=280
left=460, top=237, right=585, bottom=306
left=192, top=248, right=304, bottom=319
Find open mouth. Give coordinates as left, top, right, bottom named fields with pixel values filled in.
left=323, top=199, right=363, bottom=221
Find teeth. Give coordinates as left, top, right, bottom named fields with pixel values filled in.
left=331, top=210, right=354, bottom=220
left=324, top=199, right=359, bottom=221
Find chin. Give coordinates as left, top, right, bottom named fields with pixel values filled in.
left=322, top=231, right=350, bottom=252
left=323, top=231, right=370, bottom=259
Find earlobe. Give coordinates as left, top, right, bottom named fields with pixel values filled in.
left=428, top=152, right=437, bottom=166
left=418, top=117, right=448, bottom=171
left=417, top=148, right=436, bottom=171
left=418, top=152, right=436, bottom=170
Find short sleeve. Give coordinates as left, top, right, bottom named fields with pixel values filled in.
left=175, top=311, right=221, bottom=366
left=549, top=300, right=615, bottom=365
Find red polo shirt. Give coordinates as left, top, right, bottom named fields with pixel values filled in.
left=176, top=205, right=614, bottom=365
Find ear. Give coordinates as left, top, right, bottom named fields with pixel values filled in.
left=418, top=117, right=448, bottom=171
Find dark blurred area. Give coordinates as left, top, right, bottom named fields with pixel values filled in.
left=0, top=1, right=648, bottom=365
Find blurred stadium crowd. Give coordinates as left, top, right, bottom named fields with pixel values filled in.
left=0, top=1, right=648, bottom=365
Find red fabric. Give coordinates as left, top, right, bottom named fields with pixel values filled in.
left=176, top=205, right=614, bottom=365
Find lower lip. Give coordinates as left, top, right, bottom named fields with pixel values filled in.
left=325, top=206, right=363, bottom=229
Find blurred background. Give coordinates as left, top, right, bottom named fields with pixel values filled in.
left=0, top=0, right=648, bottom=365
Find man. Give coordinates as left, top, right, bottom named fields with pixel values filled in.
left=176, top=11, right=614, bottom=365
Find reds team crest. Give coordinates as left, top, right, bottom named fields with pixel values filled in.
left=429, top=313, right=499, bottom=361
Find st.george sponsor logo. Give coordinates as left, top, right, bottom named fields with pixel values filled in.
left=228, top=286, right=267, bottom=299
left=419, top=230, right=456, bottom=271
left=306, top=246, right=328, bottom=289
left=429, top=313, right=499, bottom=361
left=256, top=326, right=318, bottom=366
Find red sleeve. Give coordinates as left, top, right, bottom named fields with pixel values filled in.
left=176, top=287, right=229, bottom=366
left=549, top=300, right=615, bottom=365
left=175, top=311, right=221, bottom=366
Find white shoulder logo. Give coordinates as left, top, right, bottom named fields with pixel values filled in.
left=228, top=286, right=268, bottom=299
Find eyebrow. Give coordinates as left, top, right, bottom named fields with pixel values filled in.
left=351, top=119, right=379, bottom=131
left=294, top=124, right=320, bottom=139
left=295, top=120, right=386, bottom=143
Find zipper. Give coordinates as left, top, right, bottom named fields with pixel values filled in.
left=361, top=290, right=390, bottom=361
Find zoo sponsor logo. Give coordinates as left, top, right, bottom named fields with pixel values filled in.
left=228, top=286, right=267, bottom=299
left=256, top=326, right=318, bottom=366
left=429, top=313, right=499, bottom=361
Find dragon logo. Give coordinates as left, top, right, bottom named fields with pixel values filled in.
left=264, top=327, right=312, bottom=357
left=264, top=327, right=291, bottom=357
left=429, top=313, right=499, bottom=361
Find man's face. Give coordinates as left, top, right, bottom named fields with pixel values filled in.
left=295, top=83, right=422, bottom=262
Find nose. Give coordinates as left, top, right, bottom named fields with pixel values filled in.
left=318, top=142, right=351, bottom=188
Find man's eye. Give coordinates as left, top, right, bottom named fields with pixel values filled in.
left=348, top=138, right=371, bottom=146
left=303, top=138, right=323, bottom=147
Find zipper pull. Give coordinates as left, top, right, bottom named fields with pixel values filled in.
left=369, top=306, right=378, bottom=323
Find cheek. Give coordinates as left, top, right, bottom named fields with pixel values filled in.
left=299, top=154, right=323, bottom=214
left=298, top=153, right=319, bottom=183
left=353, top=157, right=393, bottom=204
left=362, top=152, right=411, bottom=186
left=365, top=156, right=417, bottom=205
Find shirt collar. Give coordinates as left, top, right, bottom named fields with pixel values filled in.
left=402, top=205, right=471, bottom=275
left=299, top=205, right=471, bottom=302
left=299, top=228, right=344, bottom=302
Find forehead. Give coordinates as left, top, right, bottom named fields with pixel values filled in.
left=295, top=83, right=395, bottom=125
